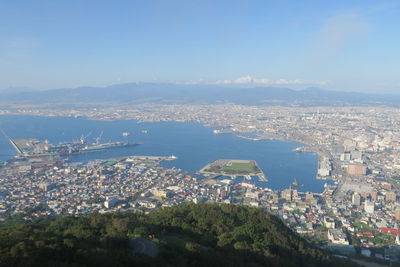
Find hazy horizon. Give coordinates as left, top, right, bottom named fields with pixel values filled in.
left=2, top=81, right=400, bottom=96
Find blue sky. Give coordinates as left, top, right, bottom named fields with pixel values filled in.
left=0, top=0, right=399, bottom=93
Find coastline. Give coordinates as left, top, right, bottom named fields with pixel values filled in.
left=0, top=114, right=326, bottom=192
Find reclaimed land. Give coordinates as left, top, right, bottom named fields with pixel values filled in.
left=199, top=159, right=267, bottom=181
left=200, top=159, right=262, bottom=175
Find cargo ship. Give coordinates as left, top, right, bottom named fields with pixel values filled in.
left=46, top=139, right=141, bottom=155
left=82, top=141, right=137, bottom=151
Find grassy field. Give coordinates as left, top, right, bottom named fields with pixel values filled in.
left=222, top=162, right=257, bottom=173
left=202, top=159, right=262, bottom=175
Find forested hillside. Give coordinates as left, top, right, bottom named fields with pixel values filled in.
left=0, top=204, right=359, bottom=267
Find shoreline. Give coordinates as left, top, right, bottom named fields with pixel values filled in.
left=0, top=114, right=328, bottom=192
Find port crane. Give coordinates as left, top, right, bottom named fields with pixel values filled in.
left=79, top=131, right=92, bottom=144
left=95, top=131, right=103, bottom=144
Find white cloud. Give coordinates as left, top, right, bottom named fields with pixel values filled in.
left=275, top=79, right=303, bottom=85
left=216, top=75, right=254, bottom=84
left=175, top=76, right=328, bottom=87
left=234, top=75, right=253, bottom=84
left=215, top=76, right=328, bottom=86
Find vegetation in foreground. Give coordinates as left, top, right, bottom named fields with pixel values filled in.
left=0, top=203, right=359, bottom=267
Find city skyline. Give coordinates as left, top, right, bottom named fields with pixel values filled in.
left=1, top=0, right=400, bottom=93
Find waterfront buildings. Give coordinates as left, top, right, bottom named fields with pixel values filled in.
left=1, top=103, right=400, bottom=260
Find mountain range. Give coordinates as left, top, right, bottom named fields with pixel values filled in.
left=1, top=83, right=399, bottom=107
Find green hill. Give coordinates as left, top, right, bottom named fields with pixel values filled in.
left=0, top=203, right=358, bottom=267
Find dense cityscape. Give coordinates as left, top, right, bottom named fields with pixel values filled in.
left=1, top=103, right=400, bottom=263
left=2, top=1, right=400, bottom=265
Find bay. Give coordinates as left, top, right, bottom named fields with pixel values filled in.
left=0, top=115, right=329, bottom=192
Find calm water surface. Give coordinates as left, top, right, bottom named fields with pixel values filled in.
left=0, top=115, right=329, bottom=192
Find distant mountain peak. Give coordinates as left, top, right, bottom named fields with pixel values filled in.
left=0, top=83, right=399, bottom=107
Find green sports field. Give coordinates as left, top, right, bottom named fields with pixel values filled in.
left=222, top=162, right=257, bottom=173
left=201, top=159, right=262, bottom=176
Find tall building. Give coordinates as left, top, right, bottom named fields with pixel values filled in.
left=364, top=200, right=375, bottom=213
left=282, top=188, right=292, bottom=201
left=352, top=192, right=361, bottom=206
left=386, top=191, right=396, bottom=202
left=104, top=196, right=118, bottom=209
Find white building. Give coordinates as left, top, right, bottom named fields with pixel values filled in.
left=364, top=200, right=375, bottom=213
left=328, top=229, right=349, bottom=245
left=324, top=217, right=336, bottom=229
left=352, top=193, right=361, bottom=206
left=104, top=196, right=118, bottom=209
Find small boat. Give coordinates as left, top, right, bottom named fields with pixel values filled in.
left=292, top=178, right=299, bottom=187
left=165, top=155, right=177, bottom=161
left=122, top=132, right=131, bottom=137
left=141, top=130, right=148, bottom=134
left=293, top=147, right=305, bottom=152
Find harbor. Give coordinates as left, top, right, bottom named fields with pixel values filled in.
left=0, top=116, right=324, bottom=192
left=1, top=129, right=140, bottom=159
